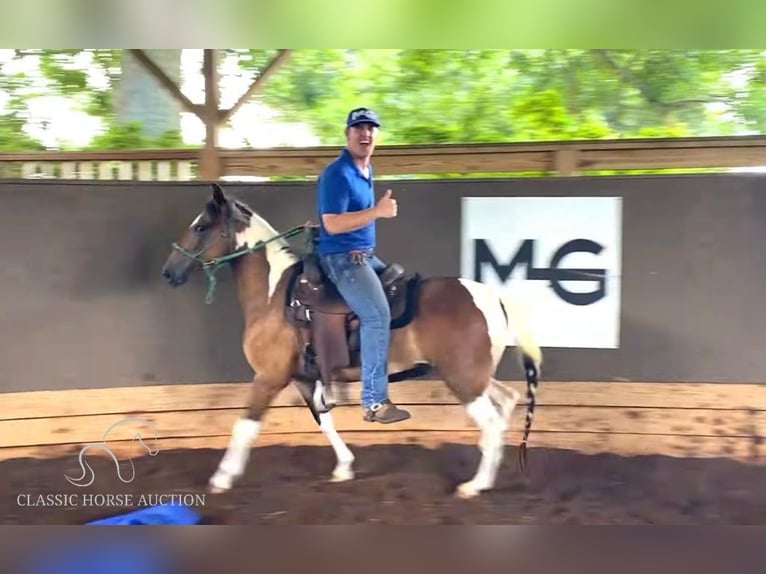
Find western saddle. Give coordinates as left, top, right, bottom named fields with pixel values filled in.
left=285, top=225, right=421, bottom=385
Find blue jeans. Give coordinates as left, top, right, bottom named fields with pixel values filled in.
left=318, top=250, right=390, bottom=408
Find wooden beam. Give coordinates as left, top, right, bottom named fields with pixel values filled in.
left=3, top=380, right=765, bottom=420
left=219, top=49, right=294, bottom=125
left=218, top=136, right=766, bottom=178
left=2, top=380, right=764, bottom=462
left=1, top=136, right=765, bottom=181
left=0, top=150, right=199, bottom=162
left=579, top=146, right=766, bottom=171
left=128, top=50, right=202, bottom=118
left=1, top=402, right=763, bottom=448
left=199, top=49, right=222, bottom=181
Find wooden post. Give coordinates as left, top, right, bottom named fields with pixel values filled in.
left=127, top=50, right=293, bottom=182
left=199, top=49, right=221, bottom=181
left=554, top=148, right=579, bottom=176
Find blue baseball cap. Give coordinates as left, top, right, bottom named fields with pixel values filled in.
left=346, top=107, right=380, bottom=128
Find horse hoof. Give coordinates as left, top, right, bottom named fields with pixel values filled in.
left=208, top=473, right=233, bottom=494
left=329, top=469, right=354, bottom=482
left=455, top=481, right=481, bottom=499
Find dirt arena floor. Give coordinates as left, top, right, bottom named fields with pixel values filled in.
left=3, top=433, right=766, bottom=525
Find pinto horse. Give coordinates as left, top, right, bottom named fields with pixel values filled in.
left=161, top=183, right=542, bottom=499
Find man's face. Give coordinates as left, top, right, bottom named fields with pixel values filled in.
left=345, top=122, right=378, bottom=160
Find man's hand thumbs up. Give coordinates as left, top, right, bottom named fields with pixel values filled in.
left=376, top=189, right=398, bottom=219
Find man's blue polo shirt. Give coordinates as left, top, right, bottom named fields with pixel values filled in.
left=316, top=148, right=376, bottom=256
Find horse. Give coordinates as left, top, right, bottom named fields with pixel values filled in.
left=160, top=183, right=542, bottom=499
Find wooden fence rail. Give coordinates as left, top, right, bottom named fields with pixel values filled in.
left=1, top=136, right=764, bottom=182
left=2, top=379, right=765, bottom=463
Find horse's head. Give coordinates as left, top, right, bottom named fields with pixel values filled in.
left=161, top=183, right=248, bottom=287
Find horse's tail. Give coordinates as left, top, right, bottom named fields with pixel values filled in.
left=499, top=291, right=542, bottom=472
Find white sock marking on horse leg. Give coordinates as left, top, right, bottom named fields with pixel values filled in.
left=319, top=411, right=355, bottom=481
left=489, top=379, right=520, bottom=422
left=312, top=379, right=336, bottom=411
left=209, top=418, right=260, bottom=493
left=313, top=381, right=325, bottom=411
left=457, top=390, right=507, bottom=499
left=310, top=380, right=353, bottom=481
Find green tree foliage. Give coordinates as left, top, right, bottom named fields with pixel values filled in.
left=0, top=49, right=764, bottom=151
left=0, top=52, right=50, bottom=151
left=253, top=49, right=766, bottom=145
left=86, top=123, right=185, bottom=150
left=37, top=49, right=121, bottom=118
left=735, top=55, right=766, bottom=134
left=1, top=49, right=186, bottom=151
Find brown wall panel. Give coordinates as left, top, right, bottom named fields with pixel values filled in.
left=2, top=173, right=765, bottom=393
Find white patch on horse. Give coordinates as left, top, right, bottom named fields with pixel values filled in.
left=458, top=390, right=507, bottom=498
left=209, top=417, right=260, bottom=493
left=234, top=208, right=297, bottom=300
left=189, top=212, right=203, bottom=227
left=318, top=410, right=355, bottom=482
left=307, top=379, right=353, bottom=481
left=458, top=278, right=510, bottom=369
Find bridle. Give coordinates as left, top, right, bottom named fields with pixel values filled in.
left=171, top=218, right=309, bottom=304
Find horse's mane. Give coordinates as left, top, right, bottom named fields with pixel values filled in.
left=229, top=196, right=303, bottom=261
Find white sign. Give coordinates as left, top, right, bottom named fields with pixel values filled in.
left=461, top=196, right=623, bottom=349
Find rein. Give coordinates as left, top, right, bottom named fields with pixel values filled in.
left=172, top=223, right=309, bottom=304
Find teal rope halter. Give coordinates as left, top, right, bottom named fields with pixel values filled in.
left=171, top=223, right=309, bottom=304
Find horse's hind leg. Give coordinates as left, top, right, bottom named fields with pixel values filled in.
left=456, top=384, right=509, bottom=499
left=208, top=374, right=287, bottom=494
left=488, top=378, right=520, bottom=423
left=293, top=379, right=355, bottom=482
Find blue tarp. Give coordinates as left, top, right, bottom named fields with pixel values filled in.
left=85, top=503, right=202, bottom=525
left=21, top=505, right=201, bottom=574
left=22, top=540, right=172, bottom=574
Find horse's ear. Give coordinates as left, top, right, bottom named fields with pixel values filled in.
left=211, top=183, right=226, bottom=205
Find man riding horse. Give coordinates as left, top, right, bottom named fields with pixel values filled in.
left=161, top=109, right=543, bottom=497
left=315, top=107, right=411, bottom=424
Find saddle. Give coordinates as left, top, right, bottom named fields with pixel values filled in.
left=285, top=225, right=421, bottom=383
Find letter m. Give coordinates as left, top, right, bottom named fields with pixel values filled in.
left=473, top=239, right=534, bottom=283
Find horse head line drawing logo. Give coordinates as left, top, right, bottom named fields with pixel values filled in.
left=64, top=417, right=160, bottom=488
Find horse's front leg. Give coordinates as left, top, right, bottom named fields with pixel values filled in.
left=208, top=374, right=287, bottom=494
left=294, top=379, right=355, bottom=482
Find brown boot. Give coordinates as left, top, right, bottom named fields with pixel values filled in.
left=363, top=400, right=411, bottom=424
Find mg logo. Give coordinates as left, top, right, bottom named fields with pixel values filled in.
left=461, top=195, right=623, bottom=349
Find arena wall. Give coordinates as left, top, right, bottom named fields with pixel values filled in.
left=2, top=175, right=764, bottom=462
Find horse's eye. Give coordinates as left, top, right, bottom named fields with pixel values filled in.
left=193, top=225, right=205, bottom=233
